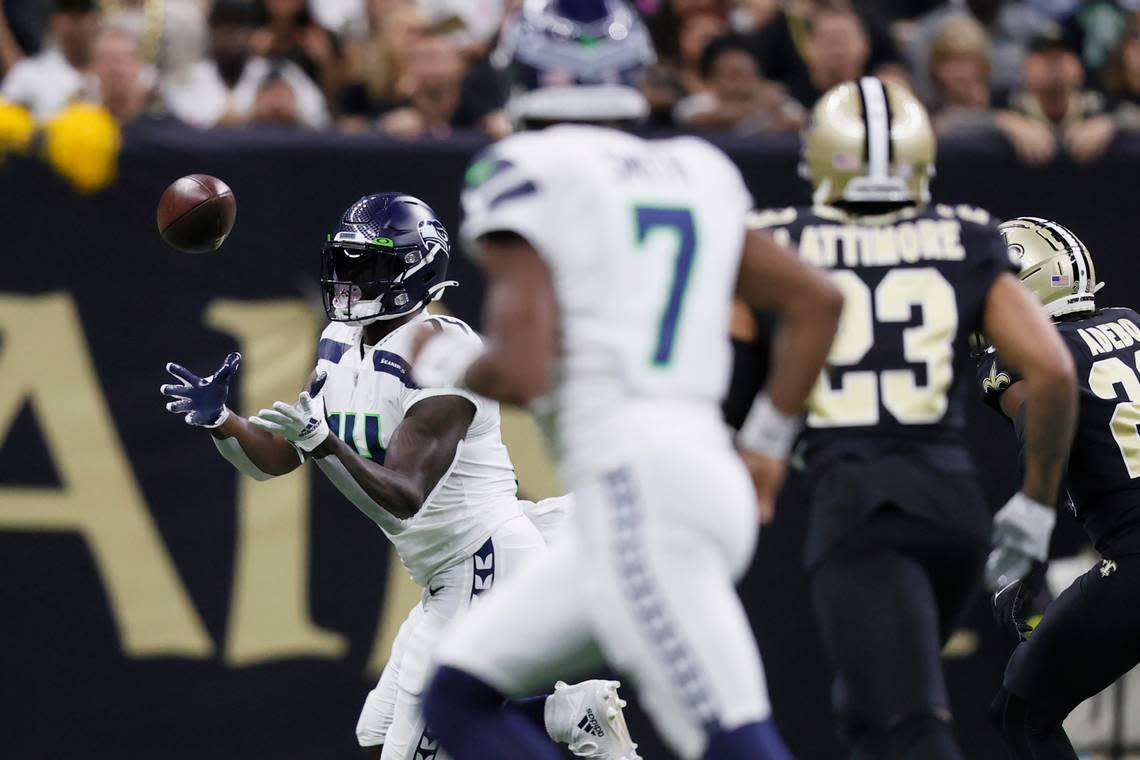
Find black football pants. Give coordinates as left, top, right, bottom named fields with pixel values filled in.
left=810, top=508, right=987, bottom=760
left=992, top=551, right=1140, bottom=759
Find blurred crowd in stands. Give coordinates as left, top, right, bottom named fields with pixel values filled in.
left=3, top=0, right=1140, bottom=163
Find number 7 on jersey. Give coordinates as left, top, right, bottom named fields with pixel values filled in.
left=634, top=205, right=697, bottom=366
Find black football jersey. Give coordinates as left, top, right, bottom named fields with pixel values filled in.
left=752, top=203, right=1016, bottom=449
left=979, top=307, right=1140, bottom=553
left=751, top=204, right=1014, bottom=561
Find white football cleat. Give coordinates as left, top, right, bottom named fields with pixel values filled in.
left=553, top=679, right=641, bottom=760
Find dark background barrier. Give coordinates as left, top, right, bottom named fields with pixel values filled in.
left=1, top=123, right=1137, bottom=759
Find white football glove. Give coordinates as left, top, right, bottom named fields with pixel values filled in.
left=249, top=372, right=330, bottom=452
left=984, top=491, right=1056, bottom=591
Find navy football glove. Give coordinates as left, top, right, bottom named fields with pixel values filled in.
left=161, top=352, right=241, bottom=427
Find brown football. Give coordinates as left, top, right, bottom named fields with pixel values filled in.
left=157, top=174, right=236, bottom=253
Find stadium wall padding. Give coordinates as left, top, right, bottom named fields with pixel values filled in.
left=2, top=123, right=1139, bottom=759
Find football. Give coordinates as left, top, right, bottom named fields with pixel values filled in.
left=157, top=174, right=236, bottom=253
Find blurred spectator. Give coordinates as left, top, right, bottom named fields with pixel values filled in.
left=311, top=0, right=368, bottom=39
left=99, top=0, right=208, bottom=77
left=1063, top=0, right=1131, bottom=86
left=0, top=0, right=28, bottom=76
left=799, top=4, right=872, bottom=106
left=908, top=0, right=1054, bottom=103
left=416, top=0, right=507, bottom=55
left=249, top=67, right=299, bottom=124
left=1064, top=11, right=1140, bottom=161
left=252, top=0, right=342, bottom=104
left=163, top=0, right=328, bottom=129
left=378, top=28, right=508, bottom=139
left=645, top=0, right=727, bottom=68
left=0, top=0, right=53, bottom=64
left=633, top=6, right=720, bottom=126
left=1006, top=29, right=1118, bottom=162
left=674, top=32, right=804, bottom=132
left=339, top=1, right=426, bottom=129
left=677, top=12, right=728, bottom=94
left=749, top=0, right=907, bottom=109
left=1010, top=30, right=1105, bottom=127
left=929, top=16, right=1057, bottom=164
left=859, top=0, right=943, bottom=23
left=930, top=15, right=991, bottom=111
left=1103, top=12, right=1140, bottom=106
left=90, top=22, right=156, bottom=123
left=1, top=0, right=97, bottom=119
left=728, top=0, right=781, bottom=32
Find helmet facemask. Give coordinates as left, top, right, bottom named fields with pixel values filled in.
left=320, top=241, right=426, bottom=326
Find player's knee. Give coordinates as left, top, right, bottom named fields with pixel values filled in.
left=880, top=711, right=962, bottom=760
left=704, top=719, right=794, bottom=760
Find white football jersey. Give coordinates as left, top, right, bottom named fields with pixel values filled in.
left=461, top=125, right=752, bottom=481
left=316, top=311, right=522, bottom=585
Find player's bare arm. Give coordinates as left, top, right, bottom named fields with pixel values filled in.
left=734, top=228, right=843, bottom=416
left=417, top=231, right=558, bottom=407
left=983, top=272, right=1077, bottom=507
left=210, top=414, right=305, bottom=476
left=982, top=271, right=1078, bottom=595
left=734, top=229, right=842, bottom=519
left=311, top=395, right=476, bottom=520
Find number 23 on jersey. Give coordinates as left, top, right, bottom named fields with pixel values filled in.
left=810, top=268, right=959, bottom=427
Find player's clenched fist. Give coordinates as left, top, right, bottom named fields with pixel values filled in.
left=249, top=372, right=331, bottom=452
left=160, top=352, right=241, bottom=428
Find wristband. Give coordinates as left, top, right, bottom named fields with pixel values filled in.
left=737, top=394, right=802, bottom=459
left=413, top=331, right=484, bottom=389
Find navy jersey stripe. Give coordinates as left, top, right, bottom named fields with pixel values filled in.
left=372, top=350, right=418, bottom=389
left=488, top=180, right=538, bottom=210
left=427, top=315, right=473, bottom=336
left=318, top=338, right=351, bottom=363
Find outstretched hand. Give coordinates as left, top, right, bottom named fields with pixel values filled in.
left=249, top=371, right=331, bottom=452
left=160, top=352, right=241, bottom=427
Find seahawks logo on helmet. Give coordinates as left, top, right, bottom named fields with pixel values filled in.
left=982, top=361, right=1012, bottom=395
left=418, top=218, right=450, bottom=255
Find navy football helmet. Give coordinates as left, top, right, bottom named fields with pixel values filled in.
left=493, top=0, right=654, bottom=127
left=320, top=193, right=457, bottom=325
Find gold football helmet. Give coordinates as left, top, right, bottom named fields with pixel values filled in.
left=1000, top=216, right=1103, bottom=318
left=801, top=77, right=935, bottom=206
